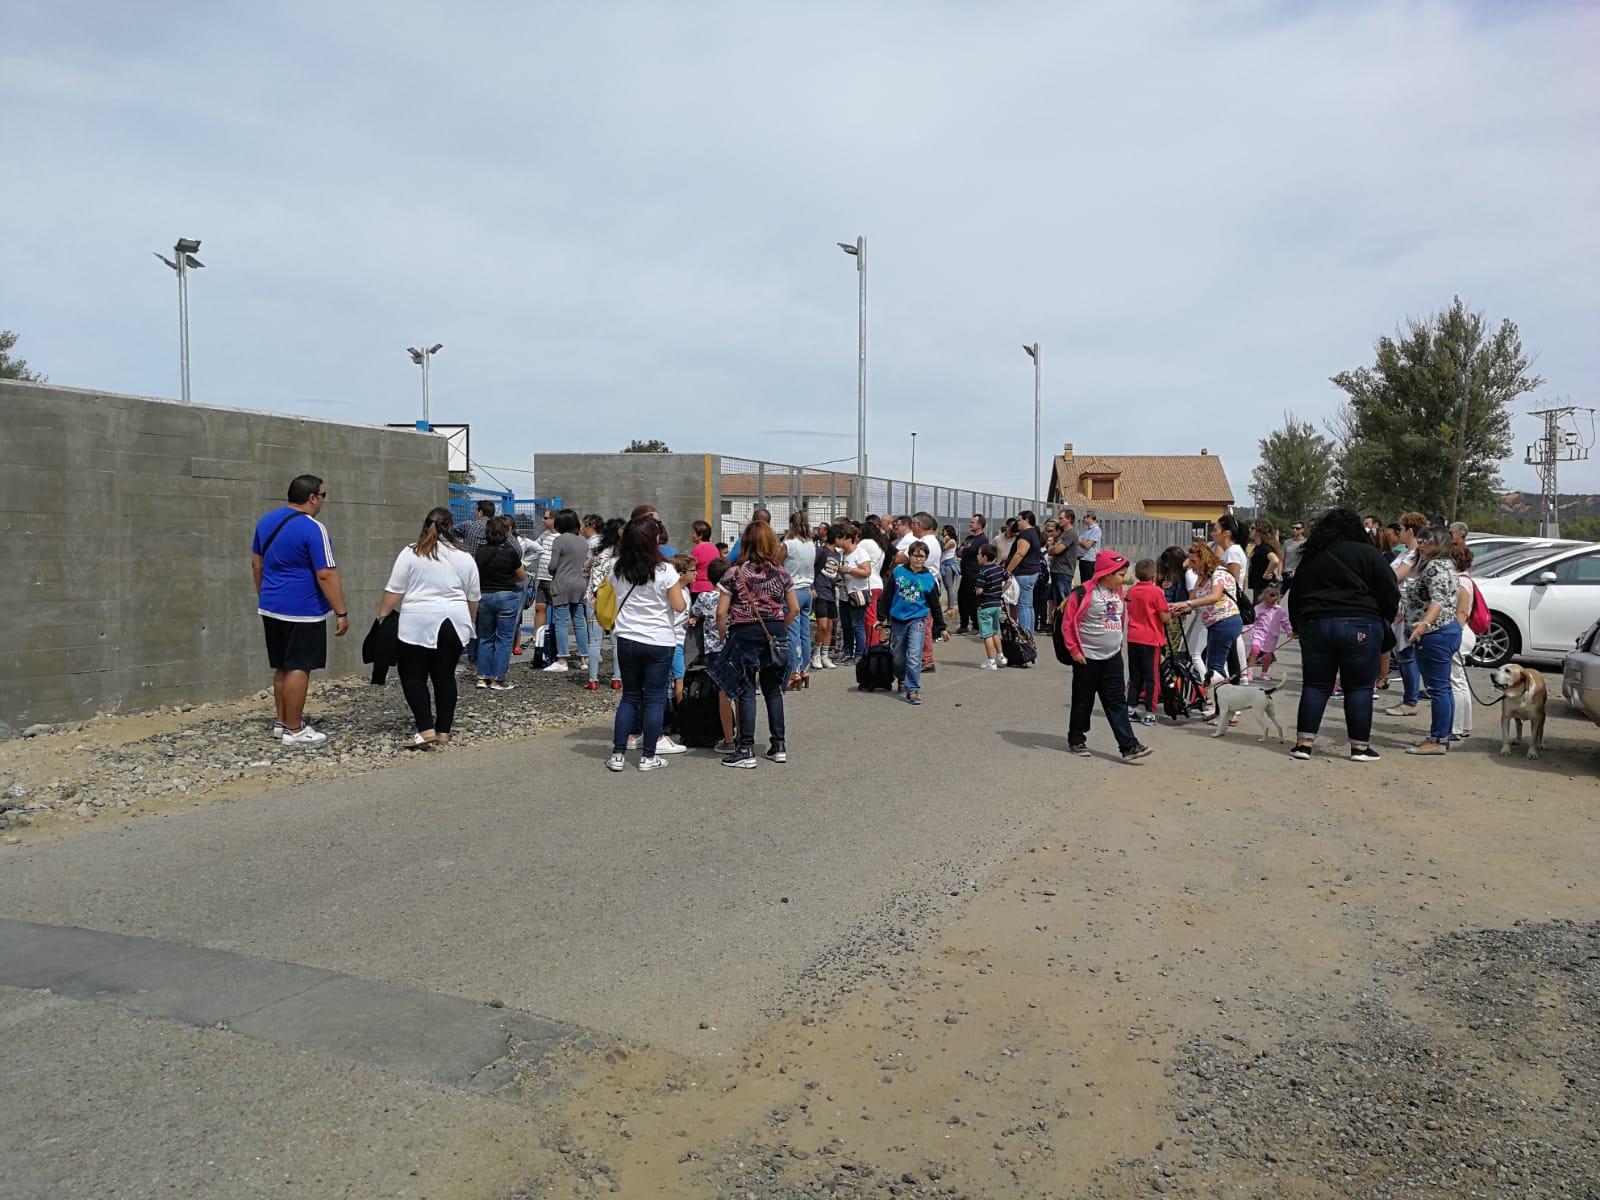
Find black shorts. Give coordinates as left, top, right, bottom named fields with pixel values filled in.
left=535, top=581, right=554, bottom=606
left=813, top=598, right=838, bottom=620
left=262, top=616, right=328, bottom=673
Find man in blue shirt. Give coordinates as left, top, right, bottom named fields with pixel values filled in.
left=727, top=507, right=770, bottom=562
left=251, top=474, right=348, bottom=746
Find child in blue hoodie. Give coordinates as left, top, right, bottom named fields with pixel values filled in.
left=875, top=542, right=946, bottom=705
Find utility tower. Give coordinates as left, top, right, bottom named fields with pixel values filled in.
left=1524, top=406, right=1593, bottom=537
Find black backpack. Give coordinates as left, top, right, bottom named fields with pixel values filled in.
left=855, top=644, right=896, bottom=691
left=675, top=667, right=723, bottom=747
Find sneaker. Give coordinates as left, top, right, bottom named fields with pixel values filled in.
left=1067, top=742, right=1091, bottom=758
left=810, top=652, right=823, bottom=670
left=1385, top=704, right=1418, bottom=716
left=654, top=735, right=688, bottom=755
left=820, top=655, right=836, bottom=669
left=980, top=660, right=998, bottom=670
left=626, top=733, right=642, bottom=750
left=924, top=663, right=937, bottom=673
left=605, top=754, right=627, bottom=772
left=1141, top=714, right=1158, bottom=727
left=996, top=655, right=1008, bottom=667
left=906, top=692, right=922, bottom=705
left=271, top=721, right=286, bottom=739
left=611, top=679, right=622, bottom=690
left=721, top=748, right=758, bottom=769
left=489, top=681, right=515, bottom=691
left=1349, top=746, right=1382, bottom=762
left=512, top=645, right=523, bottom=656
left=543, top=661, right=569, bottom=673
left=584, top=681, right=599, bottom=691
left=1121, top=742, right=1152, bottom=762
left=1289, top=745, right=1312, bottom=761
left=765, top=741, right=787, bottom=763
left=713, top=739, right=738, bottom=754
left=475, top=680, right=490, bottom=690
left=282, top=725, right=327, bottom=747
left=638, top=755, right=668, bottom=772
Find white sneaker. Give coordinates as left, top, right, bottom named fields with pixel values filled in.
left=980, top=660, right=998, bottom=670
left=626, top=734, right=642, bottom=750
left=543, top=661, right=569, bottom=673
left=605, top=754, right=626, bottom=772
left=638, top=755, right=668, bottom=772
left=820, top=655, right=836, bottom=669
left=654, top=735, right=688, bottom=755
left=282, top=725, right=327, bottom=747
left=810, top=651, right=823, bottom=670
left=271, top=721, right=286, bottom=739
left=996, top=655, right=1008, bottom=667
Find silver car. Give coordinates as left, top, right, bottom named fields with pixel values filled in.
left=1562, top=618, right=1600, bottom=726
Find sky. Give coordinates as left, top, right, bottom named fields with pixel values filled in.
left=5, top=0, right=1599, bottom=505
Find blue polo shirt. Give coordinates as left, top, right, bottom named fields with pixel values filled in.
left=253, top=507, right=336, bottom=621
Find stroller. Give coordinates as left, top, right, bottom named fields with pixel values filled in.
left=1158, top=615, right=1209, bottom=721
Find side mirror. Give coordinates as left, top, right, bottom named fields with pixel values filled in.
left=1538, top=571, right=1559, bottom=586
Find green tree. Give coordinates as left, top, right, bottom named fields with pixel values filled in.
left=0, top=330, right=45, bottom=381
left=1249, top=413, right=1333, bottom=523
left=1329, top=297, right=1541, bottom=520
left=621, top=438, right=670, bottom=453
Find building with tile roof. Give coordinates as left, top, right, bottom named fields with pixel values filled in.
left=1047, top=444, right=1235, bottom=525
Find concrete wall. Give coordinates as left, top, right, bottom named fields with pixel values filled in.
left=533, top=453, right=717, bottom=543
left=0, top=380, right=448, bottom=730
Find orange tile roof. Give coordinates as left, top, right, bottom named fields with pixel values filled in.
left=1049, top=453, right=1234, bottom=516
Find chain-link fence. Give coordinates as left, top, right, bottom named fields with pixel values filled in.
left=714, top=457, right=1192, bottom=562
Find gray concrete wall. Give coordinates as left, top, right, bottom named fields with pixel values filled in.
left=533, top=453, right=717, bottom=544
left=0, top=381, right=448, bottom=730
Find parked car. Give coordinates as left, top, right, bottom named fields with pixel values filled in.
left=1470, top=541, right=1584, bottom=579
left=1562, top=618, right=1600, bottom=726
left=1469, top=542, right=1600, bottom=667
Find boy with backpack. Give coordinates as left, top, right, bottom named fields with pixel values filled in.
left=972, top=543, right=1010, bottom=669
left=1060, top=552, right=1152, bottom=762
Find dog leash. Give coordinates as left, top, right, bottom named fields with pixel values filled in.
left=1452, top=653, right=1508, bottom=707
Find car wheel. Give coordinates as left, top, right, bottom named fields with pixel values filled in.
left=1470, top=614, right=1519, bottom=667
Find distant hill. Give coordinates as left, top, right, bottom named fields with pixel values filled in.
left=1497, top=492, right=1600, bottom=520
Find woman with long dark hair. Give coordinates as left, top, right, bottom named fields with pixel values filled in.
left=858, top=516, right=889, bottom=647
left=378, top=508, right=481, bottom=747
left=473, top=516, right=526, bottom=689
left=606, top=516, right=688, bottom=772
left=1246, top=519, right=1282, bottom=601
left=782, top=511, right=816, bottom=690
left=1399, top=527, right=1462, bottom=755
left=544, top=509, right=592, bottom=673
left=715, top=520, right=800, bottom=768
left=584, top=517, right=625, bottom=691
left=1286, top=508, right=1400, bottom=762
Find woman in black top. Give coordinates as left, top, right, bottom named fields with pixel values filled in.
left=1286, top=508, right=1400, bottom=763
left=473, top=516, right=527, bottom=690
left=1246, top=519, right=1282, bottom=600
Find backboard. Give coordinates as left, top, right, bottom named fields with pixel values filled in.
left=389, top=422, right=469, bottom=472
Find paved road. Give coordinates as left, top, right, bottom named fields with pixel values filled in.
left=0, top=633, right=1091, bottom=1198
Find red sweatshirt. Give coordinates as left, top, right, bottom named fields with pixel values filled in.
left=1125, top=580, right=1170, bottom=646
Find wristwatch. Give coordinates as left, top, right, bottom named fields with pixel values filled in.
left=334, top=611, right=348, bottom=618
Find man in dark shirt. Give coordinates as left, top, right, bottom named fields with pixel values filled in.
left=456, top=500, right=496, bottom=554
left=956, top=514, right=989, bottom=634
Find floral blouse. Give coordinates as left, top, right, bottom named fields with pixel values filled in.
left=1401, top=556, right=1460, bottom=633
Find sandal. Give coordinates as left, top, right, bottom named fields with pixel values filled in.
left=403, top=733, right=437, bottom=750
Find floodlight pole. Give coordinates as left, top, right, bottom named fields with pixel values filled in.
left=175, top=253, right=193, bottom=404
left=1024, top=343, right=1041, bottom=505
left=838, top=236, right=867, bottom=512
left=910, top=431, right=918, bottom=499
left=407, top=343, right=444, bottom=426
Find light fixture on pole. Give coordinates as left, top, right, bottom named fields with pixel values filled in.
left=909, top=431, right=918, bottom=502
left=1023, top=342, right=1042, bottom=504
left=406, top=343, right=445, bottom=427
left=837, top=236, right=867, bottom=511
left=153, top=237, right=204, bottom=403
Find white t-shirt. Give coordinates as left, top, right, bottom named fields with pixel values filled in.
left=384, top=544, right=482, bottom=649
left=1218, top=542, right=1248, bottom=583
left=1391, top=546, right=1417, bottom=576
left=862, top=539, right=885, bottom=591
left=783, top=537, right=817, bottom=588
left=610, top=562, right=682, bottom=647
left=897, top=532, right=942, bottom=572
left=843, top=546, right=872, bottom=595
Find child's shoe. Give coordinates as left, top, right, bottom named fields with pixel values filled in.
left=1141, top=713, right=1158, bottom=726
left=1121, top=741, right=1153, bottom=762
left=1067, top=742, right=1091, bottom=758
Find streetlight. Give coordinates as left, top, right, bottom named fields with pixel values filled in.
left=837, top=236, right=867, bottom=510
left=909, top=431, right=918, bottom=503
left=153, top=237, right=204, bottom=403
left=1023, top=343, right=1042, bottom=504
left=405, top=343, right=445, bottom=426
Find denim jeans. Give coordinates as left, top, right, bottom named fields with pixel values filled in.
left=726, top=623, right=787, bottom=748
left=891, top=617, right=926, bottom=693
left=940, top=563, right=958, bottom=611
left=1203, top=614, right=1244, bottom=681
left=1294, top=616, right=1383, bottom=745
left=585, top=601, right=619, bottom=684
left=551, top=601, right=589, bottom=659
left=1414, top=621, right=1461, bottom=743
left=844, top=595, right=868, bottom=658
left=612, top=637, right=674, bottom=755
left=1395, top=640, right=1421, bottom=705
left=475, top=590, right=522, bottom=681
left=1011, top=573, right=1038, bottom=638
left=789, top=587, right=813, bottom=675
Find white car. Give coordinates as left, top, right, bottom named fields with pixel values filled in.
left=1470, top=542, right=1600, bottom=667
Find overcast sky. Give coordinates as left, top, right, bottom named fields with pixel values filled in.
left=7, top=0, right=1598, bottom=505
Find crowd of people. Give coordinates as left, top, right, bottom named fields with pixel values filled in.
left=250, top=475, right=1487, bottom=770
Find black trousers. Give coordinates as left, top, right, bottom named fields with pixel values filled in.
left=1126, top=642, right=1158, bottom=709
left=1069, top=654, right=1138, bottom=753
left=397, top=621, right=463, bottom=734
left=957, top=576, right=978, bottom=631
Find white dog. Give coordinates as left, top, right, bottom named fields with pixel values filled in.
left=1211, top=680, right=1285, bottom=742
left=1491, top=664, right=1548, bottom=759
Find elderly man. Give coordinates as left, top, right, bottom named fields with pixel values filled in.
left=1449, top=521, right=1470, bottom=551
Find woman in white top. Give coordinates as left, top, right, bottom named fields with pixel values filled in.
left=606, top=515, right=688, bottom=773
left=859, top=517, right=889, bottom=648
left=1450, top=542, right=1477, bottom=741
left=782, top=511, right=817, bottom=691
left=1212, top=514, right=1251, bottom=680
left=378, top=508, right=482, bottom=749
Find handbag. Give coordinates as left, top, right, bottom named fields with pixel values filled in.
left=1228, top=571, right=1255, bottom=626
left=846, top=588, right=868, bottom=608
left=596, top=576, right=634, bottom=631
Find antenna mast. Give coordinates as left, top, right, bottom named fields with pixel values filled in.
left=1524, top=406, right=1593, bottom=537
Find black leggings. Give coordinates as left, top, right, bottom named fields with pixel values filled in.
left=397, top=621, right=463, bottom=733
left=957, top=576, right=978, bottom=631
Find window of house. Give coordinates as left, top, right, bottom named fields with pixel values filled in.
left=1090, top=478, right=1115, bottom=500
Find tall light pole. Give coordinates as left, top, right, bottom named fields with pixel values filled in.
left=1023, top=343, right=1042, bottom=504
left=837, top=237, right=867, bottom=511
left=406, top=343, right=445, bottom=426
left=154, top=238, right=204, bottom=403
left=909, top=431, right=918, bottom=502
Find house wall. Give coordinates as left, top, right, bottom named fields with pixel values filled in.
left=1143, top=502, right=1229, bottom=524
left=0, top=380, right=448, bottom=731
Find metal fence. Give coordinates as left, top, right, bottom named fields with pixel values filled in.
left=447, top=485, right=563, bottom=533
left=713, top=457, right=1193, bottom=562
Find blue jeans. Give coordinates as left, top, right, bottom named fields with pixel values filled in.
left=1011, top=573, right=1038, bottom=637
left=845, top=596, right=868, bottom=658
left=1203, top=614, right=1244, bottom=681
left=475, top=591, right=522, bottom=681
left=891, top=617, right=926, bottom=693
left=940, top=562, right=958, bottom=611
left=613, top=637, right=674, bottom=755
left=1295, top=616, right=1383, bottom=744
left=585, top=601, right=618, bottom=684
left=725, top=623, right=787, bottom=748
left=551, top=601, right=589, bottom=659
left=1395, top=640, right=1421, bottom=705
left=1414, top=622, right=1461, bottom=743
left=789, top=587, right=813, bottom=675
